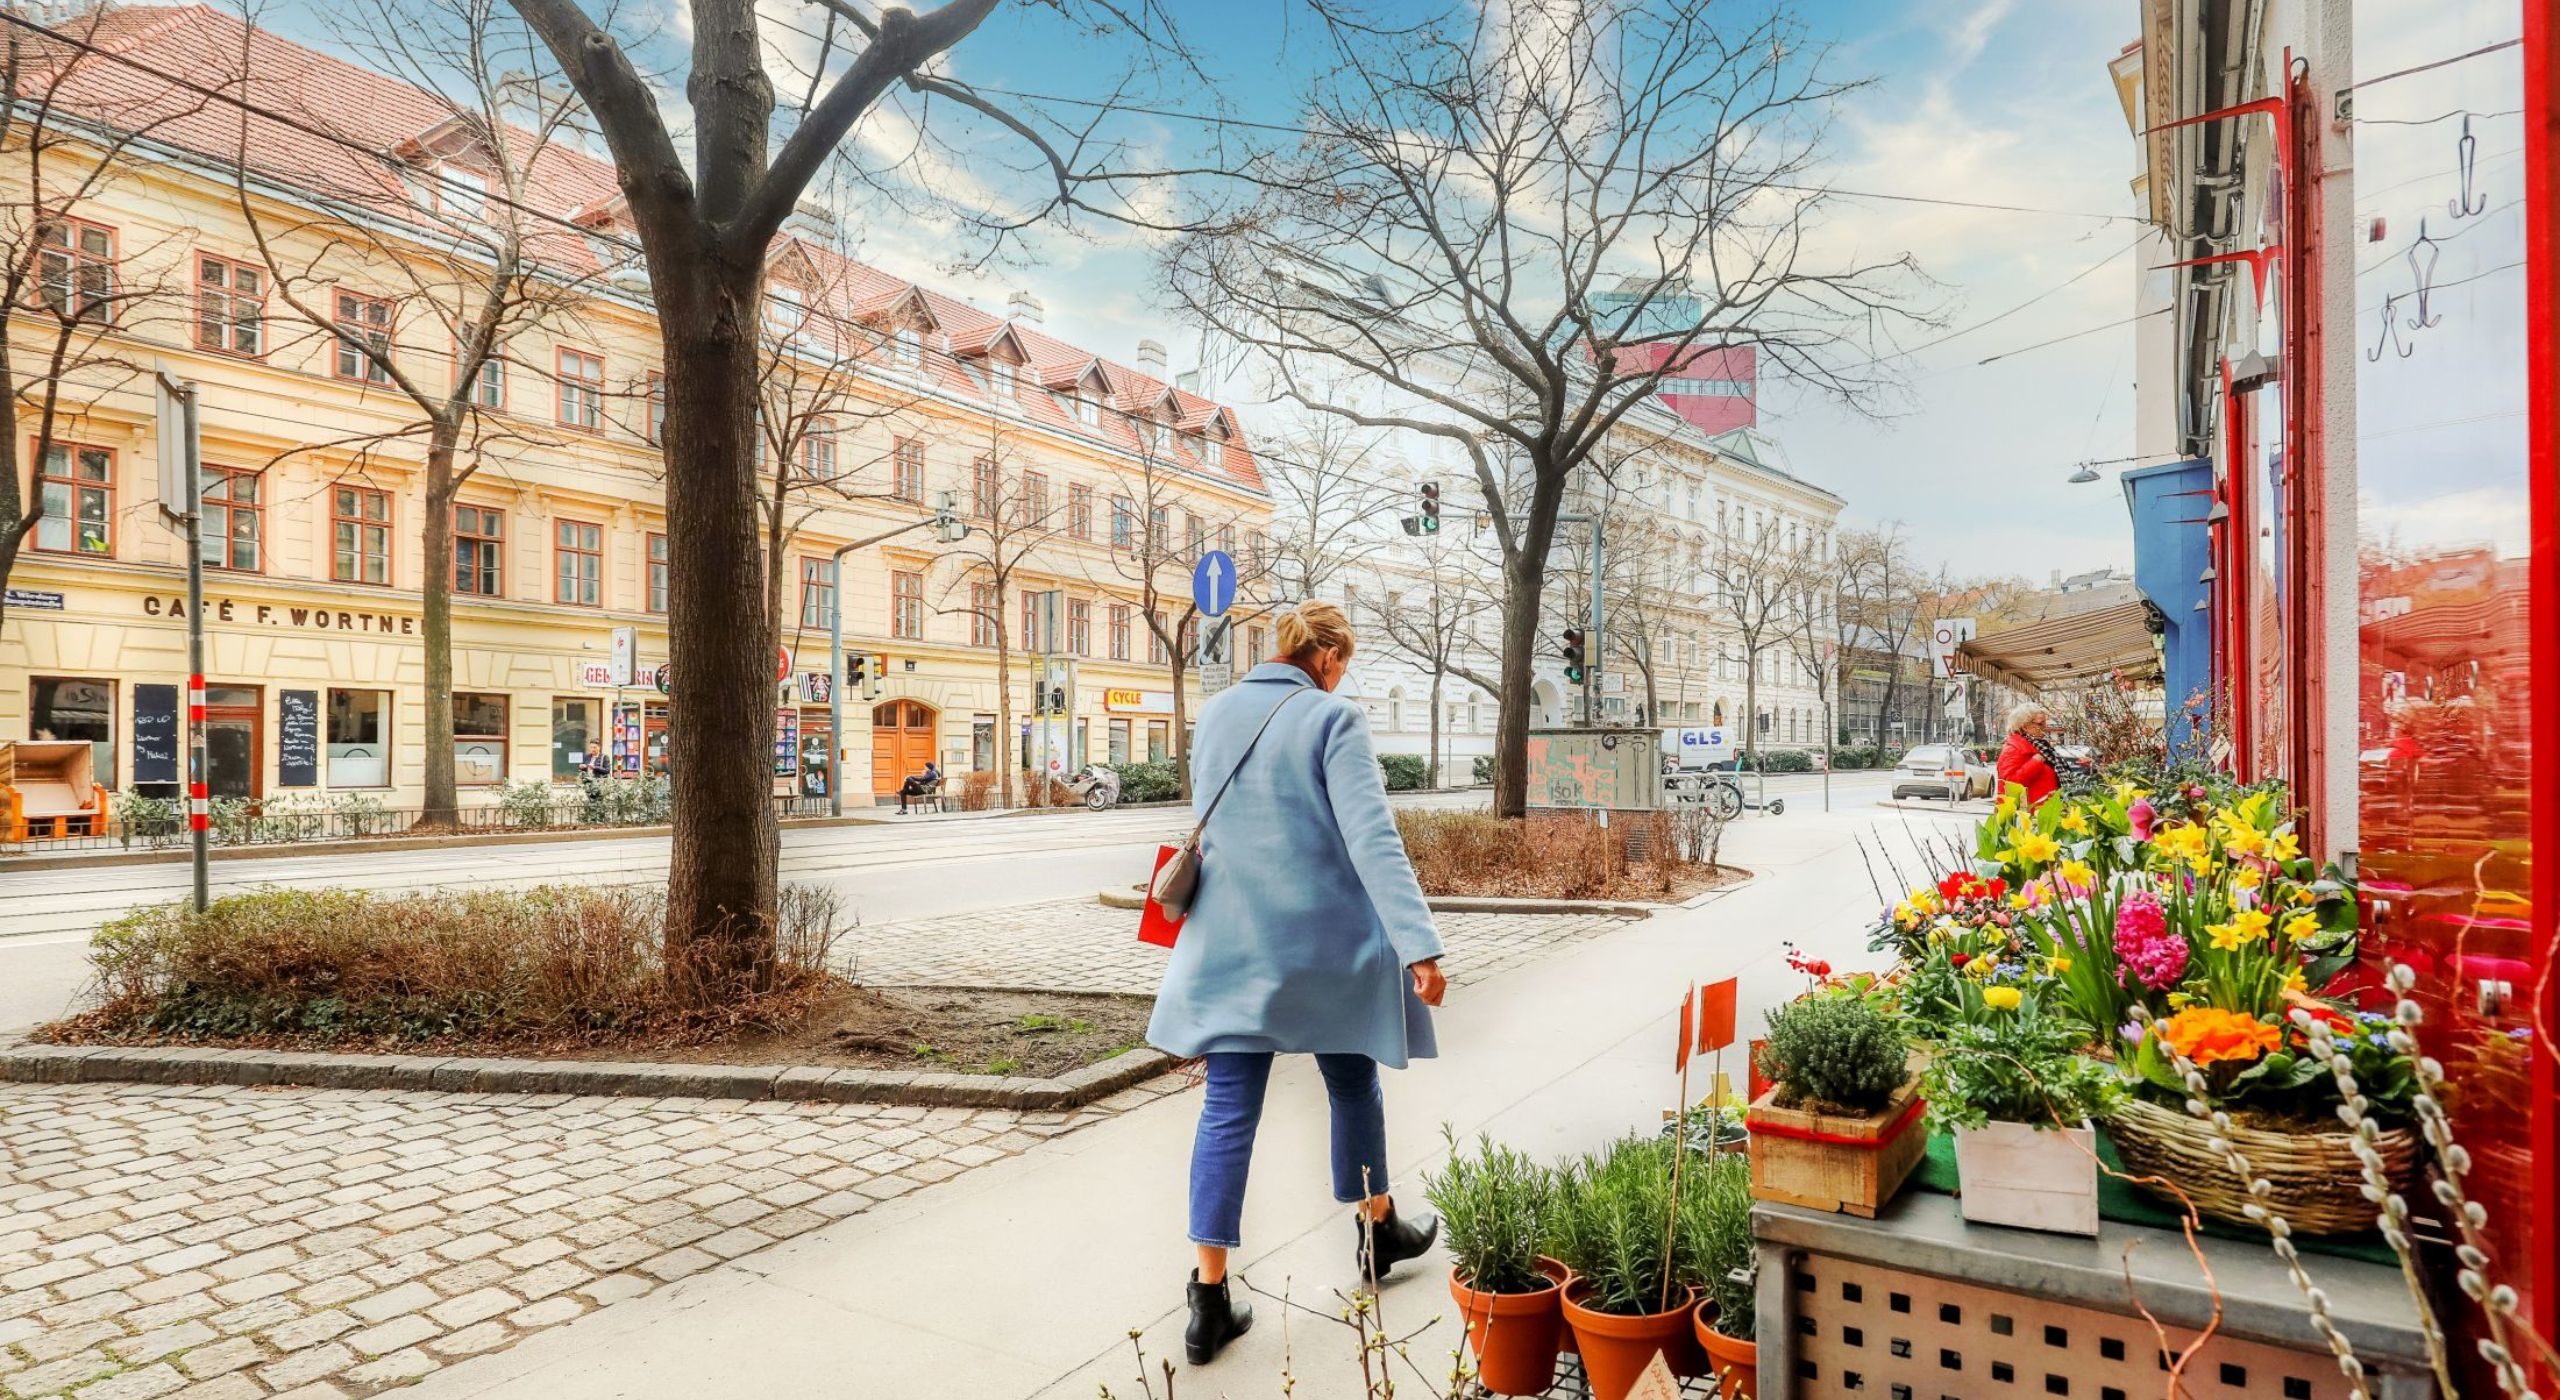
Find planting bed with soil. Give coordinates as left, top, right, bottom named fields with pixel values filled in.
left=558, top=984, right=1157, bottom=1077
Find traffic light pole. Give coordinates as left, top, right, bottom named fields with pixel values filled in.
left=825, top=511, right=964, bottom=817
left=1557, top=511, right=1605, bottom=725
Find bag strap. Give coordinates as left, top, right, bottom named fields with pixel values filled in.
left=1182, top=687, right=1307, bottom=850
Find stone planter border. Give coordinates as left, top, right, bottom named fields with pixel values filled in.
left=0, top=1037, right=1176, bottom=1110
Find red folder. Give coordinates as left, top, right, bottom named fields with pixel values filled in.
left=1137, top=845, right=1187, bottom=948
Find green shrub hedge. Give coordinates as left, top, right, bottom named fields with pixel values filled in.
left=1379, top=753, right=1429, bottom=791
left=1116, top=760, right=1184, bottom=804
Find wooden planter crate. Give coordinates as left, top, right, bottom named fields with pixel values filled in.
left=1745, top=1077, right=1925, bottom=1218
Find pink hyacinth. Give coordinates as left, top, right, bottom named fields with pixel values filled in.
left=2128, top=797, right=2157, bottom=841
left=2114, top=889, right=2186, bottom=990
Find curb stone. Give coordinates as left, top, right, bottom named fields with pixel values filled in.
left=0, top=1037, right=1175, bottom=1110
left=0, top=811, right=891, bottom=872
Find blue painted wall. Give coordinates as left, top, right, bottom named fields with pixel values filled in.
left=2122, top=459, right=2215, bottom=757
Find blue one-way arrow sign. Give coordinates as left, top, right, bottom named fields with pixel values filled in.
left=1192, top=549, right=1237, bottom=618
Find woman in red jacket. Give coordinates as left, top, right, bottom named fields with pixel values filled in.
left=1994, top=702, right=2062, bottom=807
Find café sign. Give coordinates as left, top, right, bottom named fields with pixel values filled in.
left=141, top=594, right=420, bottom=635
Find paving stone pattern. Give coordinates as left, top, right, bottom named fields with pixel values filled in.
left=0, top=1080, right=1163, bottom=1399
left=839, top=900, right=1641, bottom=994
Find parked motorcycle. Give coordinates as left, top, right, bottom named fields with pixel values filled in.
left=1062, top=763, right=1121, bottom=811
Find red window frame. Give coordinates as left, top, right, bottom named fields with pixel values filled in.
left=194, top=254, right=264, bottom=356
left=331, top=485, right=392, bottom=585
left=891, top=570, right=924, bottom=639
left=454, top=503, right=505, bottom=596
left=31, top=439, right=114, bottom=557
left=332, top=290, right=394, bottom=383
left=554, top=518, right=603, bottom=607
left=556, top=347, right=606, bottom=430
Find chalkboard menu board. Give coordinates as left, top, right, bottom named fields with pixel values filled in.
left=132, top=684, right=179, bottom=786
left=278, top=690, right=320, bottom=787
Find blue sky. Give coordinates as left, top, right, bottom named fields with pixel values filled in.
left=268, top=0, right=2152, bottom=580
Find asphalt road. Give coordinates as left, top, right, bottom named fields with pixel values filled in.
left=0, top=770, right=1891, bottom=1032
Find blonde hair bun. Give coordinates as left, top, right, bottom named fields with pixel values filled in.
left=1275, top=600, right=1356, bottom=661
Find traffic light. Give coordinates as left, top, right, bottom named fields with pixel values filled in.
left=1419, top=481, right=1440, bottom=533
left=932, top=490, right=967, bottom=543
left=1560, top=627, right=1586, bottom=685
left=847, top=653, right=869, bottom=689
left=1049, top=685, right=1067, bottom=714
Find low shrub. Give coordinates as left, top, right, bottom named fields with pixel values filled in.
left=1378, top=753, right=1429, bottom=791
left=1397, top=809, right=1700, bottom=899
left=1471, top=755, right=1494, bottom=785
left=955, top=771, right=1000, bottom=811
left=60, top=884, right=845, bottom=1049
left=1423, top=1128, right=1554, bottom=1295
left=1547, top=1134, right=1718, bottom=1316
left=1757, top=990, right=1909, bottom=1114
left=1116, top=760, right=1183, bottom=804
left=1679, top=1148, right=1756, bottom=1340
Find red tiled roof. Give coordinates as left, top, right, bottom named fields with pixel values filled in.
left=28, top=3, right=1263, bottom=492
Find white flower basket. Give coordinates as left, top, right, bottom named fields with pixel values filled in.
left=1952, top=1120, right=2098, bottom=1235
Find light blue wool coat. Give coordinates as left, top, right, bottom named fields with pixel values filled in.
left=1146, top=662, right=1445, bottom=1069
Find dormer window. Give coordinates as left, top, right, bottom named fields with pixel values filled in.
left=1195, top=435, right=1222, bottom=469
left=440, top=168, right=486, bottom=218
left=992, top=360, right=1017, bottom=398
left=895, top=328, right=921, bottom=366
left=1072, top=394, right=1099, bottom=427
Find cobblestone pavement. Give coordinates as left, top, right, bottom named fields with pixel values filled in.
left=0, top=1079, right=1171, bottom=1400
left=838, top=899, right=1643, bottom=993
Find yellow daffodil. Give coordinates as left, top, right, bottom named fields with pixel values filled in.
left=2267, top=829, right=2302, bottom=862
left=2167, top=991, right=2196, bottom=1009
left=2206, top=921, right=2247, bottom=952
left=2060, top=808, right=2091, bottom=835
left=2232, top=866, right=2263, bottom=891
left=2015, top=830, right=2062, bottom=864
left=2284, top=967, right=2308, bottom=994
left=2224, top=827, right=2267, bottom=859
left=2233, top=908, right=2272, bottom=941
left=1983, top=985, right=2022, bottom=1011
left=2058, top=859, right=2096, bottom=888
left=2154, top=824, right=2208, bottom=865
left=2007, top=892, right=2030, bottom=910
left=2292, top=887, right=2319, bottom=906
left=2048, top=955, right=2074, bottom=975
left=2112, top=780, right=2152, bottom=808
left=2283, top=912, right=2320, bottom=941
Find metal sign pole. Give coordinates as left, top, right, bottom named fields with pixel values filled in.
left=1587, top=514, right=1605, bottom=728
left=827, top=564, right=845, bottom=819
left=178, top=385, right=207, bottom=911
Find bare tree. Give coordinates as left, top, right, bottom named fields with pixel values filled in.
left=1703, top=511, right=1822, bottom=762
left=1164, top=0, right=1924, bottom=817
left=503, top=0, right=1197, bottom=988
left=935, top=429, right=1064, bottom=809
left=1257, top=412, right=1395, bottom=601
left=1091, top=446, right=1268, bottom=797
left=1364, top=541, right=1501, bottom=786
left=0, top=18, right=211, bottom=640
left=219, top=0, right=599, bottom=827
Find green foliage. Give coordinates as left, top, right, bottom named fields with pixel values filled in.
left=1472, top=755, right=1495, bottom=785
left=1920, top=983, right=2124, bottom=1133
left=1378, top=753, right=1429, bottom=791
left=1676, top=1149, right=1755, bottom=1340
left=1546, top=1134, right=1705, bottom=1315
left=1115, top=761, right=1183, bottom=804
left=110, top=790, right=182, bottom=848
left=497, top=780, right=561, bottom=829
left=1757, top=990, right=1909, bottom=1113
left=1736, top=749, right=1814, bottom=773
left=1423, top=1128, right=1555, bottom=1295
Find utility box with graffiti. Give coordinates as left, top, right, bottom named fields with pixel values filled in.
left=1525, top=727, right=1662, bottom=811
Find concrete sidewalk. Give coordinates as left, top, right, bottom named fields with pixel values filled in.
left=402, top=806, right=1951, bottom=1400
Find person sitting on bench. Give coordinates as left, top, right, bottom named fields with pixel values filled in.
left=898, top=760, right=942, bottom=814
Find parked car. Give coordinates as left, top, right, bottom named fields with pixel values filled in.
left=1892, top=743, right=1994, bottom=802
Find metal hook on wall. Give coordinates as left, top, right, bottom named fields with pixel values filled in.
left=2369, top=293, right=2414, bottom=361
left=2449, top=114, right=2487, bottom=217
left=2404, top=220, right=2444, bottom=329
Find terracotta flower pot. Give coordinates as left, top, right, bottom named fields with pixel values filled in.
left=1562, top=1280, right=1698, bottom=1400
left=1448, top=1257, right=1570, bottom=1396
left=1693, top=1300, right=1760, bottom=1400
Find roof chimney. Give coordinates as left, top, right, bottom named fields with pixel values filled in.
left=1006, top=290, right=1045, bottom=326
left=1135, top=338, right=1168, bottom=374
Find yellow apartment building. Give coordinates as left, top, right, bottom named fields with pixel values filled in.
left=0, top=5, right=1271, bottom=812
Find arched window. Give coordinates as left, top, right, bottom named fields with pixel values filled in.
left=1386, top=688, right=1405, bottom=733
left=1712, top=699, right=1726, bottom=727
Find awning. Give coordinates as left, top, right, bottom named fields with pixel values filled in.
left=1955, top=601, right=2162, bottom=694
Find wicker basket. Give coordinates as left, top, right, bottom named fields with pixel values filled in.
left=2105, top=1095, right=2419, bottom=1237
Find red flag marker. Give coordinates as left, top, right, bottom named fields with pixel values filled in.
left=1674, top=984, right=1695, bottom=1072
left=1695, top=978, right=1738, bottom=1054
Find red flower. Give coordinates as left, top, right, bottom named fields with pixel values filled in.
left=1804, top=959, right=1833, bottom=978
left=1949, top=952, right=1972, bottom=968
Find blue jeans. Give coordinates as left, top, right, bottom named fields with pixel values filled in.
left=1188, top=1052, right=1388, bottom=1249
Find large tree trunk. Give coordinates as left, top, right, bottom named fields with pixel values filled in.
left=1427, top=669, right=1442, bottom=788
left=1490, top=551, right=1543, bottom=819
left=995, top=609, right=1015, bottom=809
left=420, top=430, right=460, bottom=828
left=658, top=260, right=779, bottom=1000
left=1168, top=647, right=1191, bottom=800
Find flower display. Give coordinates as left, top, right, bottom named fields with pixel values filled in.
left=2112, top=890, right=2186, bottom=990
left=2156, top=1006, right=2280, bottom=1066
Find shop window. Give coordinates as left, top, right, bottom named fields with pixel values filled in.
left=38, top=217, right=118, bottom=322
left=28, top=676, right=113, bottom=788
left=891, top=570, right=923, bottom=639
left=331, top=485, right=391, bottom=585
left=34, top=441, right=113, bottom=556
left=454, top=504, right=504, bottom=596
left=201, top=468, right=262, bottom=572
left=195, top=254, right=262, bottom=355
left=1068, top=599, right=1091, bottom=656
left=1108, top=718, right=1130, bottom=765
left=556, top=347, right=605, bottom=429
left=1068, top=483, right=1093, bottom=541
left=554, top=519, right=602, bottom=607
left=333, top=290, right=394, bottom=383
left=800, top=557, right=836, bottom=630
left=326, top=688, right=389, bottom=787
left=550, top=698, right=599, bottom=781
left=1146, top=721, right=1168, bottom=763
left=892, top=438, right=925, bottom=502
left=647, top=532, right=669, bottom=613
left=454, top=692, right=507, bottom=786
left=971, top=715, right=994, bottom=771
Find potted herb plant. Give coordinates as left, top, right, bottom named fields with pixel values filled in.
left=1424, top=1130, right=1568, bottom=1396
left=1921, top=978, right=2124, bottom=1234
left=1682, top=1150, right=1758, bottom=1399
left=1550, top=1135, right=1702, bottom=1400
left=1745, top=989, right=1924, bottom=1216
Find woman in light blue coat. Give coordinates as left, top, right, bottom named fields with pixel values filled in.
left=1147, top=600, right=1447, bottom=1365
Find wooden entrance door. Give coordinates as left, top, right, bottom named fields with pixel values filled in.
left=201, top=685, right=262, bottom=798
left=870, top=700, right=937, bottom=796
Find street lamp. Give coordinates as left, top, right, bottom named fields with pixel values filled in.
left=2067, top=461, right=2101, bottom=484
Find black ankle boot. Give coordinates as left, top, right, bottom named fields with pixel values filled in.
left=1185, top=1270, right=1252, bottom=1365
left=1354, top=1204, right=1441, bottom=1282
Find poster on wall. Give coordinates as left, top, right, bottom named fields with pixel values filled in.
left=277, top=690, right=320, bottom=787
left=613, top=702, right=642, bottom=775
left=773, top=708, right=799, bottom=778
left=131, top=684, right=179, bottom=786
